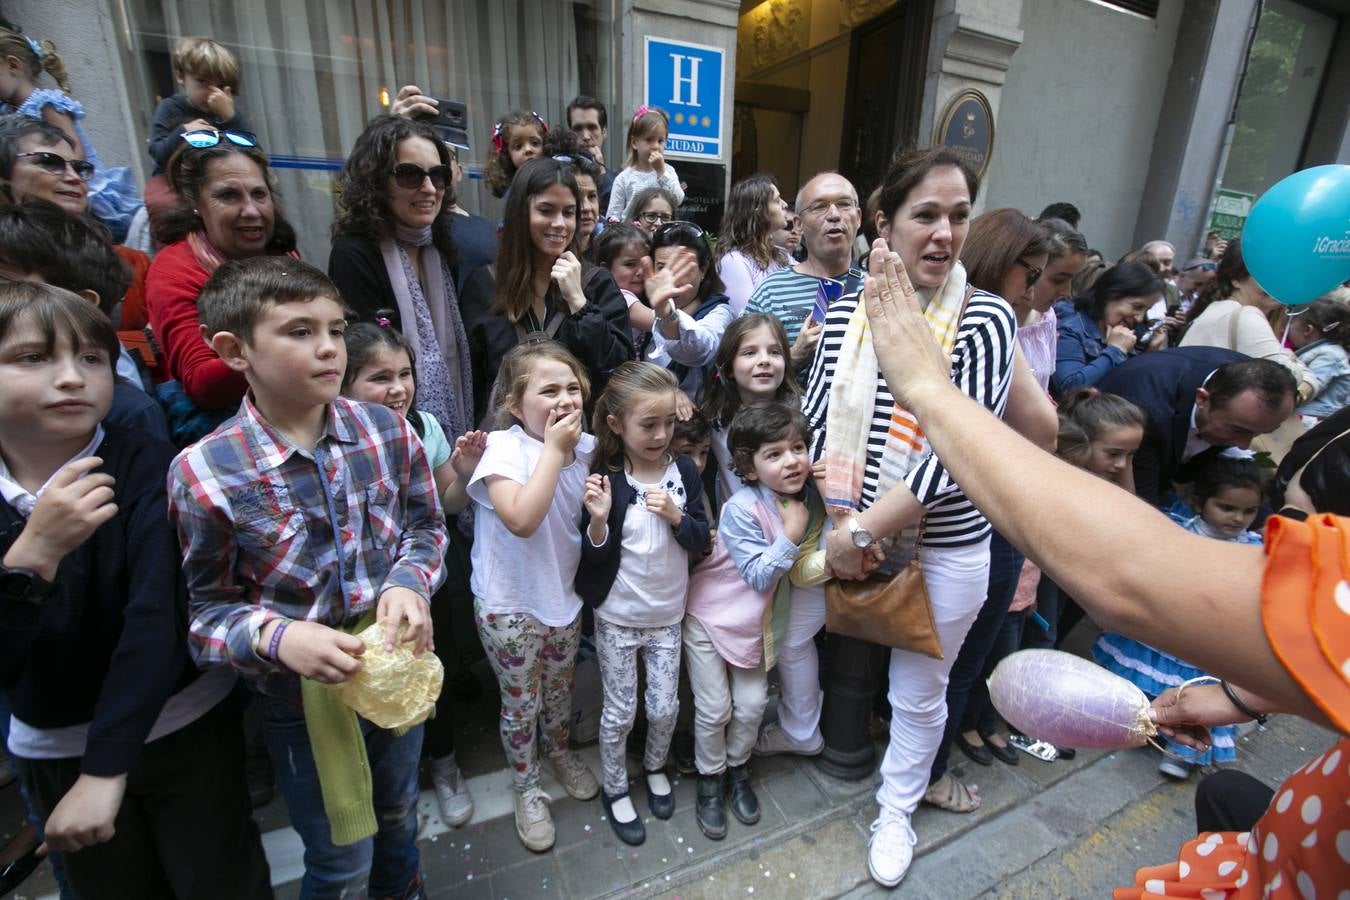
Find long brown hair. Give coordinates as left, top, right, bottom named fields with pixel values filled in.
left=491, top=157, right=583, bottom=320
left=697, top=313, right=800, bottom=427
left=717, top=173, right=782, bottom=269
left=591, top=361, right=680, bottom=472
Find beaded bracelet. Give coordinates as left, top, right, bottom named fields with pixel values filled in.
left=267, top=620, right=291, bottom=662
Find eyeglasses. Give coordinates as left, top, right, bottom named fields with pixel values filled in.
left=1017, top=258, right=1044, bottom=287
left=639, top=211, right=674, bottom=226
left=14, top=152, right=95, bottom=181
left=180, top=129, right=259, bottom=150
left=801, top=198, right=859, bottom=217
left=1182, top=261, right=1218, bottom=273
left=391, top=163, right=451, bottom=190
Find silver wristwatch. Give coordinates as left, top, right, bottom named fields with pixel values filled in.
left=846, top=516, right=874, bottom=550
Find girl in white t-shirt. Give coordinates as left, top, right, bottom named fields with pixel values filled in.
left=576, top=362, right=711, bottom=846
left=466, top=342, right=600, bottom=852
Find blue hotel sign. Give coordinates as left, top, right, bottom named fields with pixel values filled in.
left=644, top=37, right=724, bottom=160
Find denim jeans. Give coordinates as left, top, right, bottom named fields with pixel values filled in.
left=254, top=692, right=423, bottom=900
left=928, top=531, right=1023, bottom=784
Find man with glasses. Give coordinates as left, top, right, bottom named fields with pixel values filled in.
left=745, top=172, right=863, bottom=373
left=1176, top=256, right=1218, bottom=318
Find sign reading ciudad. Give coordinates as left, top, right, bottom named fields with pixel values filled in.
left=644, top=36, right=725, bottom=161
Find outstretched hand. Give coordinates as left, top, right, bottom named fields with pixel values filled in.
left=861, top=239, right=949, bottom=406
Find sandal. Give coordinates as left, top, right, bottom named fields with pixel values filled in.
left=922, top=772, right=981, bottom=813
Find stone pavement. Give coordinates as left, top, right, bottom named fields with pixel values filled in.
left=3, top=673, right=1336, bottom=900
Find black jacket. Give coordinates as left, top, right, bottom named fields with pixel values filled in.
left=0, top=426, right=198, bottom=775
left=461, top=264, right=635, bottom=426
left=148, top=94, right=248, bottom=174
left=1098, top=346, right=1248, bottom=505
left=574, top=455, right=711, bottom=608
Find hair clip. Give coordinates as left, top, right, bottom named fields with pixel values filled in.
left=632, top=105, right=650, bottom=122
left=552, top=154, right=574, bottom=163
left=530, top=111, right=549, bottom=133
left=376, top=316, right=391, bottom=328
left=24, top=35, right=42, bottom=61
left=1085, top=387, right=1100, bottom=398
left=491, top=121, right=504, bottom=154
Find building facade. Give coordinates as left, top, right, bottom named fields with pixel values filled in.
left=13, top=0, right=1350, bottom=262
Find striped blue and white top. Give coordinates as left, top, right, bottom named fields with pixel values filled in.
left=802, top=286, right=1017, bottom=547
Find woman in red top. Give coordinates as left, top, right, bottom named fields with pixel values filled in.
left=147, top=131, right=298, bottom=412
left=858, top=239, right=1348, bottom=897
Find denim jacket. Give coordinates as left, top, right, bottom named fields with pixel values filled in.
left=1296, top=340, right=1350, bottom=418
left=1053, top=309, right=1128, bottom=397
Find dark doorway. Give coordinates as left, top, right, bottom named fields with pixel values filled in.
left=839, top=0, right=932, bottom=201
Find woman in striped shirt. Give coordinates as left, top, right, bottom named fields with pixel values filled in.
left=802, top=147, right=1017, bottom=889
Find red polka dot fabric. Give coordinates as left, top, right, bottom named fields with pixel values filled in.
left=1116, top=516, right=1350, bottom=898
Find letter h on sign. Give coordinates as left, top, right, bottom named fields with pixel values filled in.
left=644, top=36, right=724, bottom=161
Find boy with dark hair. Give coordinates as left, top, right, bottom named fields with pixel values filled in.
left=0, top=201, right=168, bottom=440
left=167, top=256, right=448, bottom=900
left=0, top=282, right=269, bottom=899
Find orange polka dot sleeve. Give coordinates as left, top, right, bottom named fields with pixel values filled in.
left=1115, top=514, right=1350, bottom=899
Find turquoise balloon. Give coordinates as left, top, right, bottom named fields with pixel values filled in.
left=1241, top=164, right=1350, bottom=306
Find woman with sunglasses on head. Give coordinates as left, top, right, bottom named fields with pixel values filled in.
left=460, top=156, right=634, bottom=424
left=329, top=115, right=473, bottom=445
left=920, top=208, right=1052, bottom=813
left=716, top=173, right=789, bottom=315
left=639, top=221, right=732, bottom=404
left=146, top=127, right=298, bottom=433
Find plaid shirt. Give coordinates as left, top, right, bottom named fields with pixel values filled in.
left=168, top=395, right=448, bottom=689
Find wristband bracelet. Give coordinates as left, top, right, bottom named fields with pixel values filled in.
left=267, top=620, right=291, bottom=662
left=1221, top=680, right=1269, bottom=726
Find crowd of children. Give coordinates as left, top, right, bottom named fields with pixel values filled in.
left=1, top=21, right=1347, bottom=900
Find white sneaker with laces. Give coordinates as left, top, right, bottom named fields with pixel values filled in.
left=430, top=754, right=474, bottom=826
left=514, top=786, right=555, bottom=852
left=546, top=751, right=600, bottom=800
left=868, top=812, right=918, bottom=887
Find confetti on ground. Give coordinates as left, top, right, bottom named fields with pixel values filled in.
left=584, top=824, right=592, bottom=832
left=676, top=836, right=684, bottom=843
left=753, top=837, right=763, bottom=845
left=748, top=887, right=755, bottom=894
left=466, top=873, right=474, bottom=881
left=687, top=847, right=694, bottom=854
left=464, top=843, right=471, bottom=850
left=790, top=872, right=797, bottom=879
left=764, top=870, right=772, bottom=877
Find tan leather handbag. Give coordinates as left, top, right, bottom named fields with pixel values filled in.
left=824, top=518, right=943, bottom=659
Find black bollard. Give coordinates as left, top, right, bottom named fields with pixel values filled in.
left=815, top=632, right=890, bottom=780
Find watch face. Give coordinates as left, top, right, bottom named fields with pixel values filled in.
left=0, top=570, right=33, bottom=595
left=851, top=528, right=872, bottom=549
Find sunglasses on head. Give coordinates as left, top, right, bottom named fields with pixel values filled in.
left=1017, top=257, right=1044, bottom=288
left=653, top=221, right=703, bottom=242
left=15, top=151, right=94, bottom=181
left=391, top=163, right=451, bottom=191
left=180, top=129, right=259, bottom=150
left=1183, top=261, right=1218, bottom=273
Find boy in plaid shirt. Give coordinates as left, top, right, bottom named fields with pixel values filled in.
left=168, top=257, right=448, bottom=900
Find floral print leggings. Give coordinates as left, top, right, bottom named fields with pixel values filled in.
left=595, top=618, right=682, bottom=797
left=474, top=600, right=581, bottom=792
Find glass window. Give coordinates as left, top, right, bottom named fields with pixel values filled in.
left=116, top=0, right=615, bottom=261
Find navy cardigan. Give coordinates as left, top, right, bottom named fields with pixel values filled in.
left=574, top=454, right=712, bottom=608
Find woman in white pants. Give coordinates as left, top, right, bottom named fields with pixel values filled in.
left=801, top=145, right=1017, bottom=889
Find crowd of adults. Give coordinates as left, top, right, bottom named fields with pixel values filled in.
left=0, top=25, right=1348, bottom=898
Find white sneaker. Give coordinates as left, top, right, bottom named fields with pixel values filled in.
left=546, top=751, right=600, bottom=800
left=1158, top=756, right=1192, bottom=781
left=514, top=786, right=555, bottom=852
left=867, top=812, right=918, bottom=887
left=430, top=755, right=474, bottom=826
left=753, top=722, right=824, bottom=756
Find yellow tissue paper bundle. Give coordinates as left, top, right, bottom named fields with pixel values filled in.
left=329, top=623, right=444, bottom=729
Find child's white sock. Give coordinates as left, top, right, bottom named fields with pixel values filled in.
left=646, top=771, right=671, bottom=795
left=610, top=794, right=638, bottom=823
